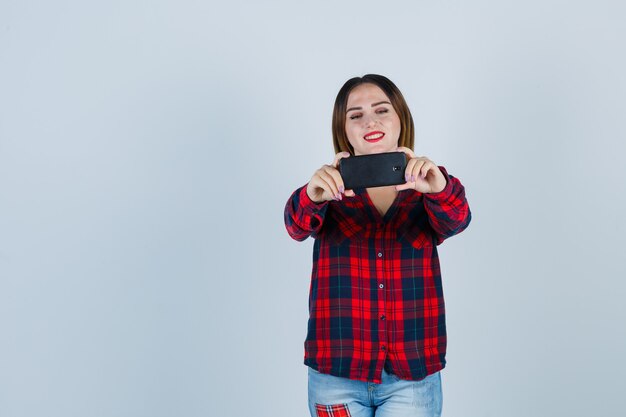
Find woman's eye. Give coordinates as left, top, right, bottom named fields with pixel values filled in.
left=349, top=114, right=362, bottom=120
left=376, top=108, right=389, bottom=114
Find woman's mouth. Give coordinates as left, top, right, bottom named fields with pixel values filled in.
left=364, top=131, right=385, bottom=143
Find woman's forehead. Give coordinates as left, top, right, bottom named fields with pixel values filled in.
left=347, top=83, right=389, bottom=106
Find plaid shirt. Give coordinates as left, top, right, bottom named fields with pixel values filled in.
left=284, top=166, right=471, bottom=383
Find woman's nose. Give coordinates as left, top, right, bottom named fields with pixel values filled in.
left=364, top=114, right=378, bottom=128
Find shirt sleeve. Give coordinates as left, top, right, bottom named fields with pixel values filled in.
left=422, top=166, right=472, bottom=245
left=284, top=184, right=329, bottom=241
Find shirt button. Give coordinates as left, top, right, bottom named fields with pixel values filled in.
left=379, top=283, right=384, bottom=289
left=380, top=315, right=386, bottom=320
left=381, top=345, right=386, bottom=351
left=377, top=252, right=383, bottom=258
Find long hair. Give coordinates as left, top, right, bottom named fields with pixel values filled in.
left=332, top=74, right=415, bottom=154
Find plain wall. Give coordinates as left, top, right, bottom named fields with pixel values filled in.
left=1, top=1, right=625, bottom=416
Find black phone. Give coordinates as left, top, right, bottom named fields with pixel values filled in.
left=339, top=152, right=407, bottom=189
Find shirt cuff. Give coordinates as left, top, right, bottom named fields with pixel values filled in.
left=298, top=184, right=329, bottom=213
left=422, top=166, right=453, bottom=201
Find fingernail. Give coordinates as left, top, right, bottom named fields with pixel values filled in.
left=411, top=175, right=416, bottom=182
left=339, top=186, right=345, bottom=193
left=405, top=174, right=409, bottom=182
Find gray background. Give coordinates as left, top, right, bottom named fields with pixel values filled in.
left=1, top=1, right=625, bottom=416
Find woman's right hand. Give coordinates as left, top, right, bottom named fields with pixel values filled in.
left=306, top=152, right=355, bottom=203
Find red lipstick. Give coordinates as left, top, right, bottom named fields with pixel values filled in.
left=364, top=131, right=385, bottom=142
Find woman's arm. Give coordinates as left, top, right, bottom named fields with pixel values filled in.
left=284, top=185, right=329, bottom=241
left=422, top=167, right=471, bottom=244
left=284, top=152, right=353, bottom=241
left=395, top=147, right=471, bottom=244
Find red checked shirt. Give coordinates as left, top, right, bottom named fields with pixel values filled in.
left=284, top=166, right=471, bottom=383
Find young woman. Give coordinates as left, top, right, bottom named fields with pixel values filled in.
left=284, top=74, right=471, bottom=417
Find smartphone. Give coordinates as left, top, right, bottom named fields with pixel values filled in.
left=339, top=152, right=407, bottom=189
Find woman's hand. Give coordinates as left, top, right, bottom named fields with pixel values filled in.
left=306, top=152, right=355, bottom=203
left=395, top=147, right=447, bottom=194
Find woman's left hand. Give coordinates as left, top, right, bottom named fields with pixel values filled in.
left=395, top=147, right=447, bottom=194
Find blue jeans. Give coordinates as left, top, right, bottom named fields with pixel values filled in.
left=308, top=367, right=442, bottom=417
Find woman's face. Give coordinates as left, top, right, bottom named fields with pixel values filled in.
left=345, top=83, right=401, bottom=156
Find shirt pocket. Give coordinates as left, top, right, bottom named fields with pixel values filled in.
left=321, top=204, right=366, bottom=245
left=395, top=202, right=434, bottom=250
left=397, top=225, right=433, bottom=249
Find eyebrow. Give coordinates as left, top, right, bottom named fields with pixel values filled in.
left=346, top=101, right=391, bottom=113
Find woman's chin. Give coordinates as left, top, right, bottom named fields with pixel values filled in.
left=358, top=145, right=396, bottom=155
